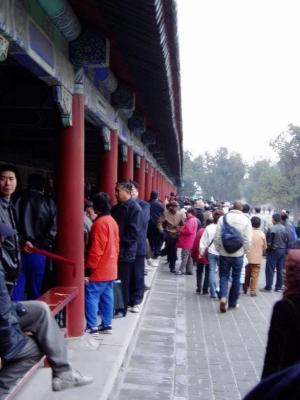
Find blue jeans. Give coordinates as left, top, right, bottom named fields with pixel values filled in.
left=219, top=255, right=244, bottom=307
left=85, top=281, right=114, bottom=329
left=265, top=248, right=286, bottom=290
left=208, top=253, right=220, bottom=298
left=12, top=254, right=46, bottom=301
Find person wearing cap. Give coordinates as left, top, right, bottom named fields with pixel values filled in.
left=158, top=200, right=185, bottom=273
left=147, top=191, right=164, bottom=259
left=0, top=223, right=93, bottom=397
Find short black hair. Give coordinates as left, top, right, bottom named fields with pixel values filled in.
left=255, top=206, right=261, bottom=213
left=251, top=216, right=261, bottom=228
left=116, top=180, right=133, bottom=193
left=281, top=212, right=288, bottom=222
left=243, top=203, right=251, bottom=213
left=272, top=213, right=281, bottom=223
left=187, top=207, right=196, bottom=216
left=92, top=192, right=111, bottom=213
left=130, top=180, right=139, bottom=190
left=0, top=164, right=19, bottom=180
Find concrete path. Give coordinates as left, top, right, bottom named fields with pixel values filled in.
left=115, top=258, right=281, bottom=400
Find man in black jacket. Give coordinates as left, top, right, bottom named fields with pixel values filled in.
left=0, top=223, right=92, bottom=398
left=0, top=165, right=23, bottom=293
left=147, top=191, right=164, bottom=258
left=111, top=180, right=143, bottom=315
left=14, top=173, right=57, bottom=300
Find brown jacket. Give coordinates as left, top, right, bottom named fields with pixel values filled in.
left=158, top=210, right=185, bottom=237
left=247, top=228, right=267, bottom=264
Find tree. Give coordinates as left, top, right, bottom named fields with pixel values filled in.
left=195, top=148, right=246, bottom=201
left=180, top=150, right=198, bottom=197
left=271, top=124, right=300, bottom=215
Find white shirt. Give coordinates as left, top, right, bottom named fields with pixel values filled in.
left=199, top=224, right=219, bottom=256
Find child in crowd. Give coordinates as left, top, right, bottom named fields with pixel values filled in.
left=243, top=216, right=267, bottom=296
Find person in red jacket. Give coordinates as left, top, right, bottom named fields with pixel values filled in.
left=85, top=192, right=120, bottom=337
left=176, top=208, right=198, bottom=275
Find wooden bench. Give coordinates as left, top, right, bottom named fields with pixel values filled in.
left=38, top=286, right=79, bottom=337
left=5, top=286, right=78, bottom=399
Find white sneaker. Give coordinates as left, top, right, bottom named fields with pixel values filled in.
left=131, top=304, right=141, bottom=313
left=53, top=370, right=93, bottom=391
left=149, top=259, right=159, bottom=267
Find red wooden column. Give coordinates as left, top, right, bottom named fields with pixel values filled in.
left=162, top=177, right=166, bottom=200
left=57, top=94, right=85, bottom=337
left=145, top=162, right=153, bottom=200
left=119, top=145, right=134, bottom=181
left=157, top=172, right=162, bottom=198
left=152, top=168, right=157, bottom=192
left=99, top=129, right=118, bottom=204
left=134, top=155, right=146, bottom=199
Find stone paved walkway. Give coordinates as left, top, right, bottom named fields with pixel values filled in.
left=115, top=258, right=281, bottom=400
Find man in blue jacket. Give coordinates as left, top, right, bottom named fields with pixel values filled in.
left=111, top=181, right=143, bottom=315
left=0, top=223, right=92, bottom=398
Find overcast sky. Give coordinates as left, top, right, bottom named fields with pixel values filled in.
left=177, top=0, right=300, bottom=164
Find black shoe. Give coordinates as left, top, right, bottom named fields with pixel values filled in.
left=260, top=288, right=272, bottom=292
left=144, top=285, right=151, bottom=291
left=185, top=272, right=193, bottom=275
left=202, top=289, right=209, bottom=295
left=170, top=267, right=175, bottom=273
left=98, top=325, right=112, bottom=334
left=196, top=288, right=201, bottom=294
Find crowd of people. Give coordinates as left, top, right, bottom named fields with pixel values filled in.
left=1, top=162, right=300, bottom=398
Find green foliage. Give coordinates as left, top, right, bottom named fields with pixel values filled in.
left=181, top=147, right=246, bottom=201
left=182, top=125, right=300, bottom=217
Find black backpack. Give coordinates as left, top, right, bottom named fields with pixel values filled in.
left=221, top=214, right=243, bottom=253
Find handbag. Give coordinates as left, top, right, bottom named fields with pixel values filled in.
left=203, top=238, right=214, bottom=260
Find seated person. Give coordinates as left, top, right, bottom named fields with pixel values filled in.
left=0, top=223, right=93, bottom=398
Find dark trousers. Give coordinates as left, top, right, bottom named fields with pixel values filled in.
left=118, top=261, right=135, bottom=312
left=165, top=233, right=178, bottom=269
left=196, top=263, right=209, bottom=292
left=148, top=223, right=163, bottom=258
left=130, top=255, right=145, bottom=306
left=265, top=248, right=286, bottom=290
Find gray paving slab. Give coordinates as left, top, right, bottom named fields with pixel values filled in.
left=13, top=263, right=159, bottom=400
left=115, top=257, right=281, bottom=400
